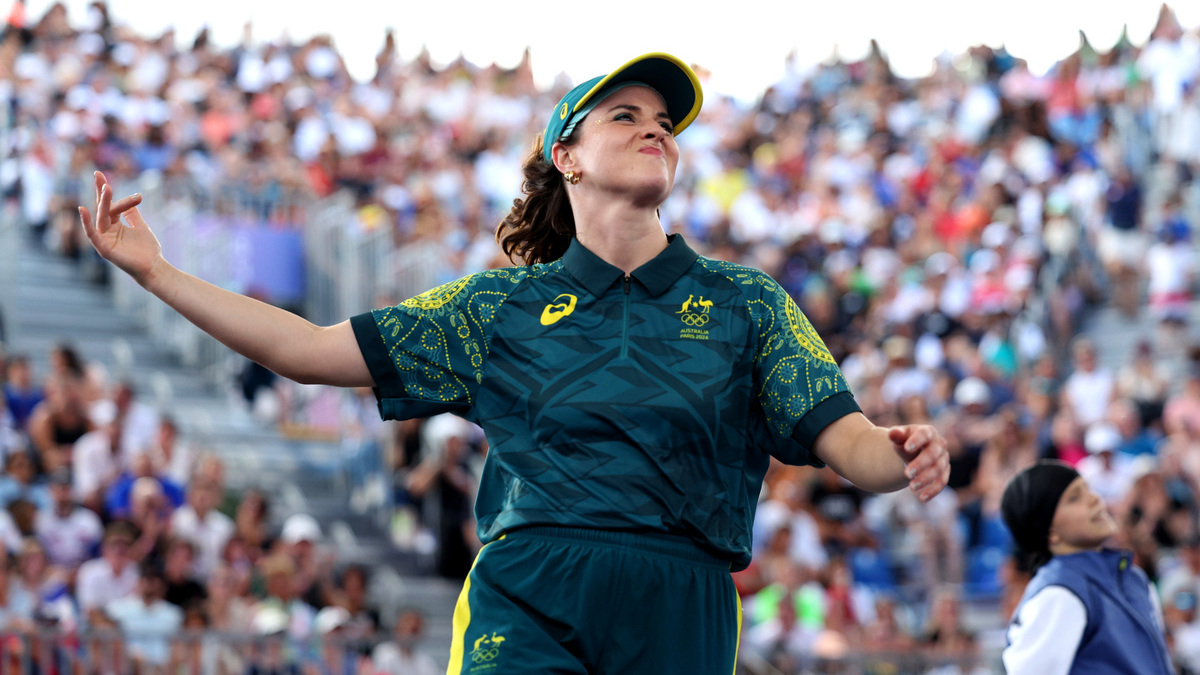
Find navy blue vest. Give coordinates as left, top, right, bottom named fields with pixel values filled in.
left=1016, top=549, right=1174, bottom=674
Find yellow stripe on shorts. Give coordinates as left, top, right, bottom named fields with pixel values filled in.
left=732, top=586, right=743, bottom=675
left=447, top=535, right=503, bottom=674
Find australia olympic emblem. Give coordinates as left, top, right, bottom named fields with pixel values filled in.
left=469, top=632, right=506, bottom=667
left=676, top=294, right=714, bottom=337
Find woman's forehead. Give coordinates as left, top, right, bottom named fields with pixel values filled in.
left=593, top=84, right=668, bottom=113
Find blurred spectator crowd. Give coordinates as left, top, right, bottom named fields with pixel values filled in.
left=3, top=0, right=1200, bottom=672
left=0, top=342, right=439, bottom=674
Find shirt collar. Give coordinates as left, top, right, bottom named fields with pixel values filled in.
left=561, top=233, right=699, bottom=298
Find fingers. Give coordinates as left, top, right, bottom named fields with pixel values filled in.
left=90, top=171, right=139, bottom=228
left=79, top=206, right=95, bottom=241
left=94, top=170, right=106, bottom=204
left=891, top=424, right=932, bottom=461
left=894, top=425, right=950, bottom=503
left=96, top=183, right=112, bottom=229
left=123, top=205, right=146, bottom=228
left=110, top=192, right=142, bottom=217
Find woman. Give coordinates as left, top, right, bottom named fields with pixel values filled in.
left=80, top=52, right=949, bottom=674
left=25, top=373, right=92, bottom=475
left=1001, top=460, right=1172, bottom=674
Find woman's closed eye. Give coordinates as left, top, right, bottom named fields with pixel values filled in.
left=613, top=112, right=674, bottom=134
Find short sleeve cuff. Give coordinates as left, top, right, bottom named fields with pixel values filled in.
left=350, top=311, right=404, bottom=400
left=789, top=391, right=861, bottom=451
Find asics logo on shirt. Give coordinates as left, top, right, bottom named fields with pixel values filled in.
left=540, top=294, right=578, bottom=326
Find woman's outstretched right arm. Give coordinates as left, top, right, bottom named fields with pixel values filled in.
left=79, top=171, right=373, bottom=388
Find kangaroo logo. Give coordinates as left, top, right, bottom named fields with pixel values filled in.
left=677, top=295, right=713, bottom=314
left=540, top=294, right=577, bottom=326
left=470, top=632, right=507, bottom=666
left=677, top=294, right=712, bottom=326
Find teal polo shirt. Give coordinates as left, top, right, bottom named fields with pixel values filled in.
left=351, top=234, right=859, bottom=570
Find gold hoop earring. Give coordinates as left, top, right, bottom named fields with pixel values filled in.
left=564, top=171, right=581, bottom=185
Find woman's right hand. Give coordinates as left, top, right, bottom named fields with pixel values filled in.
left=78, top=171, right=163, bottom=285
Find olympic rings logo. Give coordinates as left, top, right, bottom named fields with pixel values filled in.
left=471, top=648, right=499, bottom=663
left=681, top=313, right=710, bottom=327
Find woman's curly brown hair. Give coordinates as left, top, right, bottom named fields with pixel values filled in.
left=495, top=136, right=577, bottom=266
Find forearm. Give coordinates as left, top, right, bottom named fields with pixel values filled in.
left=140, top=258, right=363, bottom=386
left=813, top=413, right=949, bottom=500
left=826, top=423, right=908, bottom=493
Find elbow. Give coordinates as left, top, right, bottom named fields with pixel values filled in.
left=849, top=474, right=908, bottom=494
left=288, top=370, right=323, bottom=386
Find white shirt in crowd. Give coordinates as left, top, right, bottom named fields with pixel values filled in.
left=1075, top=454, right=1137, bottom=508
left=35, top=507, right=103, bottom=568
left=169, top=506, right=234, bottom=580
left=371, top=642, right=441, bottom=675
left=76, top=558, right=139, bottom=616
left=1146, top=240, right=1195, bottom=298
left=106, top=595, right=183, bottom=666
left=147, top=440, right=197, bottom=487
left=72, top=429, right=121, bottom=502
left=0, top=509, right=22, bottom=553
left=1063, top=368, right=1115, bottom=428
left=118, top=402, right=161, bottom=468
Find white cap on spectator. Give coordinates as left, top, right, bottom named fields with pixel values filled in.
left=15, top=54, right=48, bottom=81
left=954, top=377, right=990, bottom=407
left=66, top=87, right=90, bottom=110
left=237, top=51, right=268, bottom=93
left=315, top=606, right=351, bottom=635
left=112, top=42, right=138, bottom=67
left=305, top=45, right=339, bottom=80
left=924, top=251, right=957, bottom=278
left=285, top=86, right=316, bottom=112
left=267, top=53, right=294, bottom=84
left=914, top=333, right=945, bottom=371
left=1085, top=423, right=1121, bottom=454
left=380, top=184, right=412, bottom=211
left=252, top=606, right=290, bottom=636
left=145, top=100, right=171, bottom=126
left=90, top=399, right=117, bottom=426
left=981, top=222, right=1011, bottom=250
left=76, top=32, right=105, bottom=56
left=968, top=249, right=1000, bottom=275
left=819, top=219, right=845, bottom=246
left=424, top=413, right=472, bottom=444
left=281, top=513, right=322, bottom=544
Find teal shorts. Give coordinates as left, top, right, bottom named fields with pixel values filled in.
left=447, top=526, right=742, bottom=675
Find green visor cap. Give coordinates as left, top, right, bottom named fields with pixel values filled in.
left=541, top=52, right=704, bottom=165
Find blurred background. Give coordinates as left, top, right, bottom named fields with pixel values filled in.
left=0, top=1, right=1199, bottom=673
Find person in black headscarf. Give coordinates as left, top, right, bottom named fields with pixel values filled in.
left=1000, top=460, right=1173, bottom=674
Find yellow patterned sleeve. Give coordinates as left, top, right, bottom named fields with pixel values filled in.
left=352, top=269, right=525, bottom=419
left=738, top=268, right=859, bottom=453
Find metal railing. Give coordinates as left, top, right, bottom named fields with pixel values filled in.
left=109, top=175, right=456, bottom=381
left=0, top=628, right=419, bottom=675
left=0, top=628, right=1015, bottom=675
left=0, top=205, right=16, bottom=344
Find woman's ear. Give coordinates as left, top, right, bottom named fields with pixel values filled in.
left=551, top=142, right=576, bottom=175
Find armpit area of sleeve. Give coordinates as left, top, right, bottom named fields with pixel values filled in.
left=350, top=312, right=405, bottom=400
left=789, top=391, right=862, bottom=452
